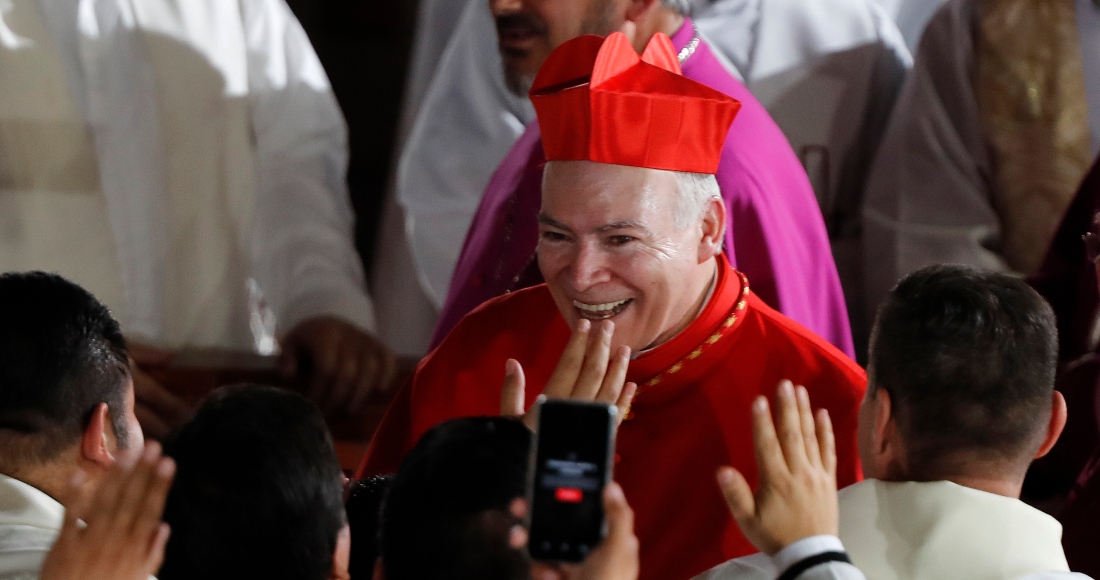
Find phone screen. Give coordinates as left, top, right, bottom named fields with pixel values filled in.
left=527, top=400, right=616, bottom=562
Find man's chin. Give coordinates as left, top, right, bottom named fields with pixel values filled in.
left=502, top=65, right=536, bottom=97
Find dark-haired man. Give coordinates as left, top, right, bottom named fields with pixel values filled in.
left=159, top=385, right=349, bottom=580
left=701, top=264, right=1081, bottom=579
left=0, top=271, right=144, bottom=576
left=375, top=416, right=639, bottom=580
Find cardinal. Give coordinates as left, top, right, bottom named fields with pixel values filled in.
left=360, top=33, right=866, bottom=580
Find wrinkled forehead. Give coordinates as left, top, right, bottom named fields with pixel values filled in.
left=541, top=160, right=678, bottom=214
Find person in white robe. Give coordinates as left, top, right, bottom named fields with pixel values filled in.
left=0, top=273, right=146, bottom=578
left=870, top=0, right=949, bottom=50
left=697, top=265, right=1087, bottom=580
left=0, top=0, right=392, bottom=436
left=371, top=0, right=911, bottom=357
left=861, top=0, right=1100, bottom=331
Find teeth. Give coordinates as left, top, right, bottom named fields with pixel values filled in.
left=573, top=298, right=630, bottom=312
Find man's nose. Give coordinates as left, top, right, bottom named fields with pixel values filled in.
left=489, top=0, right=521, bottom=16
left=569, top=244, right=611, bottom=290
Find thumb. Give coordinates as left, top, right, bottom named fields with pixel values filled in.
left=717, top=467, right=756, bottom=527
left=603, top=482, right=634, bottom=541
left=501, top=359, right=527, bottom=418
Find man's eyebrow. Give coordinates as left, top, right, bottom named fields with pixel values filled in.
left=597, top=220, right=647, bottom=232
left=537, top=214, right=572, bottom=231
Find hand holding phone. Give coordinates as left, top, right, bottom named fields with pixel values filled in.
left=501, top=319, right=637, bottom=430
left=527, top=399, right=618, bottom=563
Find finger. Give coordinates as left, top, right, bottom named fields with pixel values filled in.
left=817, top=409, right=837, bottom=481
left=774, top=381, right=810, bottom=471
left=509, top=497, right=528, bottom=520
left=716, top=467, right=756, bottom=527
left=508, top=524, right=529, bottom=549
left=596, top=345, right=631, bottom=405
left=603, top=482, right=635, bottom=543
left=572, top=320, right=614, bottom=400
left=325, top=343, right=363, bottom=413
left=135, top=403, right=174, bottom=441
left=113, top=443, right=162, bottom=534
left=86, top=448, right=140, bottom=528
left=615, top=382, right=637, bottom=426
left=348, top=348, right=380, bottom=415
left=501, top=359, right=527, bottom=418
left=543, top=319, right=591, bottom=399
left=306, top=339, right=340, bottom=407
left=796, top=386, right=822, bottom=470
left=132, top=371, right=191, bottom=419
left=146, top=523, right=171, bottom=572
left=133, top=456, right=175, bottom=542
left=750, top=396, right=790, bottom=483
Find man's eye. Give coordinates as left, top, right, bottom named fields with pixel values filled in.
left=607, top=235, right=635, bottom=246
left=541, top=231, right=568, bottom=242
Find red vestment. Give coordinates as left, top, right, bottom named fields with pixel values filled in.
left=360, top=258, right=866, bottom=580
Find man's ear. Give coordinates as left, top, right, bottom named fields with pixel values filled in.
left=1034, top=391, right=1068, bottom=460
left=870, top=388, right=905, bottom=478
left=330, top=525, right=352, bottom=580
left=698, top=196, right=726, bottom=263
left=81, top=402, right=115, bottom=467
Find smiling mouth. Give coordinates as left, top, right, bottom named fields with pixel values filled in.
left=572, top=298, right=634, bottom=320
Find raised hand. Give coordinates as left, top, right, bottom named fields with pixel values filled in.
left=501, top=319, right=637, bottom=430
left=41, top=442, right=176, bottom=580
left=716, top=380, right=839, bottom=555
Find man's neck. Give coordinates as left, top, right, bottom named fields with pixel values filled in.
left=629, top=9, right=686, bottom=54
left=2, top=458, right=81, bottom=506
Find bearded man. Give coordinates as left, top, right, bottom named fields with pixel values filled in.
left=360, top=34, right=866, bottom=580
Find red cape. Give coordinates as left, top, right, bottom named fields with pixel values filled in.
left=361, top=258, right=866, bottom=580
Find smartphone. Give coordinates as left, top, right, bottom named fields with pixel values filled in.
left=527, top=399, right=617, bottom=563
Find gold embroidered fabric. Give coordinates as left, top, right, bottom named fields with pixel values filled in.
left=977, top=0, right=1093, bottom=274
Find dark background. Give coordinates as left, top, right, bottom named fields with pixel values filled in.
left=284, top=0, right=420, bottom=273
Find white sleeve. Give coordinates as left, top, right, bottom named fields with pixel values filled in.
left=861, top=0, right=1009, bottom=324
left=395, top=0, right=535, bottom=306
left=239, top=0, right=376, bottom=334
left=772, top=536, right=867, bottom=580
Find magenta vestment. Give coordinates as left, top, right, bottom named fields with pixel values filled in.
left=431, top=20, right=854, bottom=357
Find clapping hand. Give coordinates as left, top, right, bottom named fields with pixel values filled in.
left=40, top=442, right=176, bottom=580
left=717, top=380, right=839, bottom=555
left=501, top=319, right=638, bottom=430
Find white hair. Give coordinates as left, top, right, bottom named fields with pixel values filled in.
left=672, top=171, right=721, bottom=230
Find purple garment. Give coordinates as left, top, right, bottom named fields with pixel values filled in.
left=432, top=20, right=854, bottom=357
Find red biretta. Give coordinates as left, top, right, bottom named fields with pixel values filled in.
left=360, top=33, right=866, bottom=580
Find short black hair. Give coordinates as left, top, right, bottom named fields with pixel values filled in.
left=0, top=272, right=131, bottom=466
left=380, top=417, right=532, bottom=580
left=869, top=265, right=1059, bottom=475
left=346, top=475, right=392, bottom=577
left=160, top=385, right=346, bottom=580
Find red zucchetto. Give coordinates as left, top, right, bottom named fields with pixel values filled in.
left=529, top=32, right=741, bottom=175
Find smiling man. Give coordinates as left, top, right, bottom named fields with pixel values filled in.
left=360, top=34, right=866, bottom=580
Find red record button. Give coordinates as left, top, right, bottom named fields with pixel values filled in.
left=554, top=487, right=583, bottom=503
